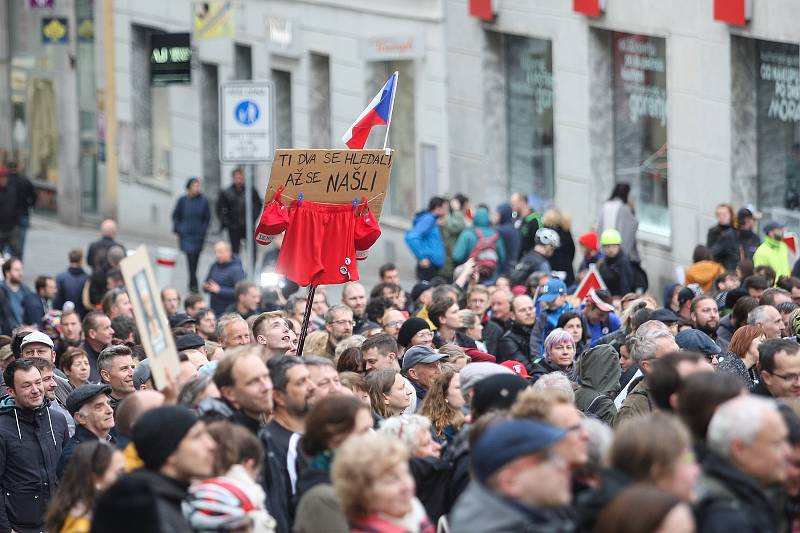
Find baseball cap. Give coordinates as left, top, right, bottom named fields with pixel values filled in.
left=169, top=313, right=196, bottom=329
left=471, top=420, right=567, bottom=482
left=354, top=205, right=381, bottom=261
left=650, top=308, right=680, bottom=324
left=410, top=281, right=432, bottom=304
left=588, top=289, right=614, bottom=313
left=677, top=287, right=698, bottom=307
left=133, top=358, right=153, bottom=390
left=20, top=331, right=54, bottom=350
left=175, top=333, right=206, bottom=351
left=538, top=278, right=567, bottom=303
left=66, top=383, right=111, bottom=415
left=763, top=221, right=784, bottom=235
left=675, top=329, right=721, bottom=356
left=499, top=360, right=530, bottom=378
left=737, top=206, right=762, bottom=222
left=401, top=345, right=446, bottom=373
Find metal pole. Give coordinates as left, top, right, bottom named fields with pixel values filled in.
left=296, top=285, right=316, bottom=357
left=244, top=165, right=254, bottom=279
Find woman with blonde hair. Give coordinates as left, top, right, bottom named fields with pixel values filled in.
left=332, top=433, right=434, bottom=533
left=418, top=365, right=465, bottom=444
left=543, top=208, right=576, bottom=286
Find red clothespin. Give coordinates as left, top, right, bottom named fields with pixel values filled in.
left=271, top=185, right=285, bottom=203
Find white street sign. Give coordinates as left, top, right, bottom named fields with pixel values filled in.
left=219, top=80, right=274, bottom=162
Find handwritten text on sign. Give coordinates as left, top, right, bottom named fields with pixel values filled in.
left=266, top=149, right=394, bottom=221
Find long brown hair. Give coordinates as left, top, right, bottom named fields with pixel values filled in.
left=595, top=484, right=686, bottom=533
left=366, top=368, right=399, bottom=418
left=418, top=364, right=464, bottom=437
left=728, top=324, right=765, bottom=360
left=44, top=441, right=116, bottom=532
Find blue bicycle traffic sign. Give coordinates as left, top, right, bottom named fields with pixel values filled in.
left=234, top=100, right=260, bottom=126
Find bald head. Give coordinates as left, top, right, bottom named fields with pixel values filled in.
left=115, top=390, right=165, bottom=437
left=100, top=219, right=118, bottom=239
left=214, top=240, right=232, bottom=263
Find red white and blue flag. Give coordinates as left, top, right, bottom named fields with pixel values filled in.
left=342, top=72, right=397, bottom=149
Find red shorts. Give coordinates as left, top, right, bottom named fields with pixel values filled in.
left=276, top=201, right=359, bottom=286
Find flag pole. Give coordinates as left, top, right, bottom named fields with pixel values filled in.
left=382, top=72, right=399, bottom=151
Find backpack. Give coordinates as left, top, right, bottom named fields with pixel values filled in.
left=470, top=229, right=499, bottom=281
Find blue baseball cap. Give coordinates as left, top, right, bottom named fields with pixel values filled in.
left=538, top=278, right=567, bottom=303
left=675, top=329, right=721, bottom=356
left=471, top=420, right=567, bottom=482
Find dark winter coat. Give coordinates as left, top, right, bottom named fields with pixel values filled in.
left=204, top=257, right=246, bottom=316
left=597, top=252, right=635, bottom=297
left=738, top=229, right=761, bottom=261
left=511, top=250, right=551, bottom=286
left=86, top=236, right=124, bottom=272
left=0, top=397, right=69, bottom=533
left=92, top=468, right=192, bottom=533
left=57, top=424, right=113, bottom=479
left=53, top=266, right=89, bottom=317
left=575, top=344, right=620, bottom=425
left=496, top=323, right=533, bottom=365
left=548, top=226, right=576, bottom=286
left=709, top=225, right=740, bottom=271
left=172, top=194, right=211, bottom=254
left=695, top=451, right=777, bottom=533
left=575, top=468, right=631, bottom=533
left=481, top=318, right=505, bottom=355
left=0, top=181, right=19, bottom=231
left=496, top=203, right=521, bottom=271
left=10, top=173, right=36, bottom=221
left=216, top=184, right=262, bottom=231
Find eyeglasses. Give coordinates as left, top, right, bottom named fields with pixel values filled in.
left=330, top=320, right=355, bottom=327
left=386, top=320, right=405, bottom=328
left=770, top=371, right=800, bottom=383
left=413, top=330, right=434, bottom=339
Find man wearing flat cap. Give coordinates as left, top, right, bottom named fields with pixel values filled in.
left=401, top=345, right=446, bottom=403
left=450, top=419, right=573, bottom=531
left=57, top=383, right=115, bottom=478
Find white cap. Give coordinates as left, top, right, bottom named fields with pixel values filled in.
left=20, top=331, right=54, bottom=350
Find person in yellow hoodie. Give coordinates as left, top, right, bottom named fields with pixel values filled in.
left=754, top=221, right=792, bottom=282
left=685, top=245, right=726, bottom=292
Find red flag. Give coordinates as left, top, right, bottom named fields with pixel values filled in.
left=785, top=233, right=799, bottom=256
left=574, top=264, right=607, bottom=300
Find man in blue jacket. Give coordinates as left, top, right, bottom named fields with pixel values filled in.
left=405, top=197, right=447, bottom=281
left=203, top=241, right=245, bottom=316
left=0, top=257, right=44, bottom=334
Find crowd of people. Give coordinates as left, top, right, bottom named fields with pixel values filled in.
left=0, top=182, right=800, bottom=532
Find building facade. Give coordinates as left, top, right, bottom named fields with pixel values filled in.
left=4, top=0, right=800, bottom=291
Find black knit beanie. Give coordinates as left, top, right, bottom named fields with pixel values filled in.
left=397, top=317, right=431, bottom=348
left=133, top=405, right=198, bottom=470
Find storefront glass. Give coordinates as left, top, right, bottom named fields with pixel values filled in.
left=612, top=32, right=669, bottom=235
left=77, top=0, right=98, bottom=213
left=755, top=39, right=800, bottom=226
left=505, top=35, right=554, bottom=202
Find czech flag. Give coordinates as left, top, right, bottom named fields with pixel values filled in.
left=342, top=72, right=397, bottom=149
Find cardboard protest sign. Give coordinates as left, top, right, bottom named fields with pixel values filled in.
left=266, top=149, right=394, bottom=220
left=120, top=246, right=180, bottom=390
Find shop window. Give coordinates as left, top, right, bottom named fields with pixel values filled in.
left=131, top=24, right=171, bottom=182
left=309, top=53, right=332, bottom=148
left=272, top=69, right=293, bottom=148
left=200, top=63, right=220, bottom=199
left=505, top=35, right=554, bottom=202
left=755, top=40, right=800, bottom=224
left=612, top=32, right=668, bottom=235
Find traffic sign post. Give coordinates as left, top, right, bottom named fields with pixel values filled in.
left=220, top=81, right=275, bottom=279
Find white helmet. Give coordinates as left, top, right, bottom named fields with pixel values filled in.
left=535, top=228, right=561, bottom=248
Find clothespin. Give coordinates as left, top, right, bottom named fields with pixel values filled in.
left=352, top=197, right=360, bottom=211
left=298, top=192, right=304, bottom=206
left=272, top=185, right=285, bottom=203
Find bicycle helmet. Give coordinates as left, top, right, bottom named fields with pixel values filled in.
left=535, top=228, right=561, bottom=248
left=184, top=478, right=254, bottom=532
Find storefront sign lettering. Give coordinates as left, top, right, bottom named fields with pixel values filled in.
left=760, top=50, right=800, bottom=122
left=616, top=35, right=667, bottom=126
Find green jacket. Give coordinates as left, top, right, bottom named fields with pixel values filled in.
left=613, top=379, right=652, bottom=428
left=753, top=236, right=791, bottom=281
left=575, top=344, right=620, bottom=425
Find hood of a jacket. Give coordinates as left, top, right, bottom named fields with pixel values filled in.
left=472, top=207, right=491, bottom=228
left=497, top=203, right=513, bottom=225
left=764, top=236, right=784, bottom=249
left=577, top=344, right=621, bottom=392
left=412, top=210, right=430, bottom=225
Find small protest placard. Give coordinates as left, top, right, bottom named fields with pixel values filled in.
left=120, top=246, right=180, bottom=390
left=266, top=149, right=394, bottom=221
